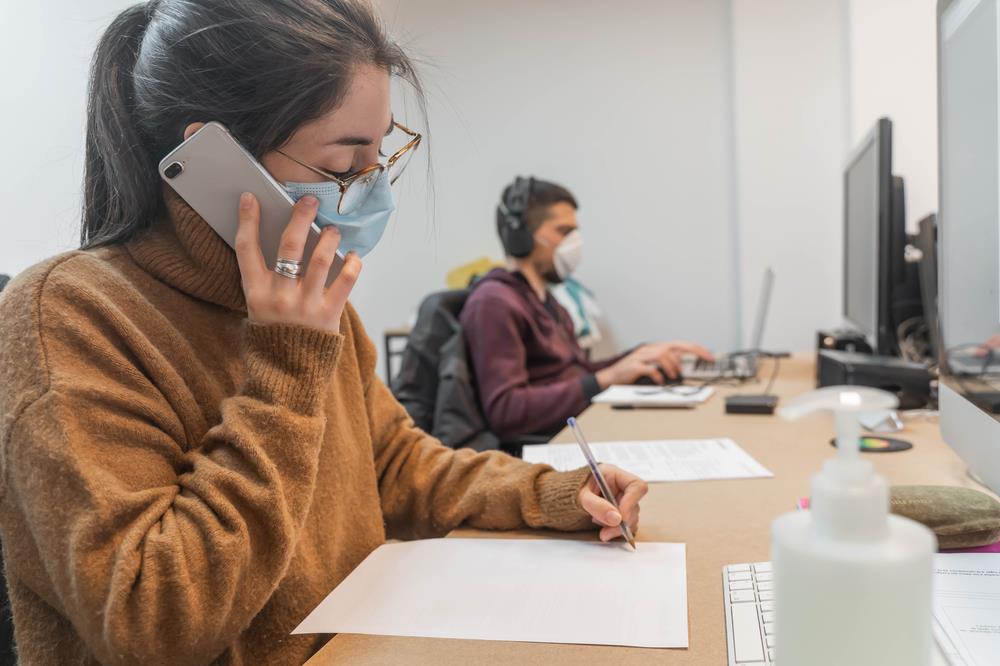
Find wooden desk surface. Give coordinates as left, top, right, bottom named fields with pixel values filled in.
left=307, top=354, right=979, bottom=665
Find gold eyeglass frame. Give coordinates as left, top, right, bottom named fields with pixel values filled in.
left=277, top=121, right=422, bottom=214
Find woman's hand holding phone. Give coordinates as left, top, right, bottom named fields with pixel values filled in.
left=235, top=192, right=361, bottom=333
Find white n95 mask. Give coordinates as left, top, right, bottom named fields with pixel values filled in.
left=553, top=230, right=583, bottom=280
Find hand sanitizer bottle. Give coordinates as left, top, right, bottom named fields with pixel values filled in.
left=772, top=386, right=935, bottom=665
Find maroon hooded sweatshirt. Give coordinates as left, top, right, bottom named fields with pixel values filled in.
left=460, top=269, right=628, bottom=440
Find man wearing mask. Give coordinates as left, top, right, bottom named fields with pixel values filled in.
left=460, top=176, right=713, bottom=441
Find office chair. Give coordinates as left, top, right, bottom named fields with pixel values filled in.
left=391, top=289, right=548, bottom=456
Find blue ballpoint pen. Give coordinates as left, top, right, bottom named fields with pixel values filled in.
left=567, top=417, right=637, bottom=551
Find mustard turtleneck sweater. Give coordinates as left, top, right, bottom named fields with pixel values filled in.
left=0, top=191, right=592, bottom=665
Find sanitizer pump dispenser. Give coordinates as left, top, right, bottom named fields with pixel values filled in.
left=771, top=386, right=935, bottom=665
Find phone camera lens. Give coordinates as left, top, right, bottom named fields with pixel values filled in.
left=164, top=162, right=184, bottom=179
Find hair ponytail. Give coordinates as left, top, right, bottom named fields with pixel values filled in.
left=82, top=3, right=159, bottom=248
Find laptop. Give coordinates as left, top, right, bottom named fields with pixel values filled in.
left=682, top=268, right=775, bottom=381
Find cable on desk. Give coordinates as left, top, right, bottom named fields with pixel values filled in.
left=762, top=355, right=781, bottom=395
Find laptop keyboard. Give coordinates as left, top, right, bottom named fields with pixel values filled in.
left=683, top=355, right=755, bottom=379
left=723, top=562, right=775, bottom=665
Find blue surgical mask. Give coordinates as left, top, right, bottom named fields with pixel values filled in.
left=284, top=171, right=396, bottom=257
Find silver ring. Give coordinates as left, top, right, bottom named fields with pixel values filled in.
left=274, top=258, right=304, bottom=279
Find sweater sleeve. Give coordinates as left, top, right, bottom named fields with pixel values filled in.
left=2, top=288, right=342, bottom=664
left=461, top=292, right=593, bottom=439
left=586, top=347, right=633, bottom=373
left=343, top=309, right=593, bottom=540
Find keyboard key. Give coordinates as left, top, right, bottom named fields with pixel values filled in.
left=755, top=572, right=773, bottom=582
left=730, top=590, right=756, bottom=603
left=731, top=600, right=765, bottom=662
left=757, top=581, right=773, bottom=591
left=728, top=572, right=752, bottom=581
left=769, top=648, right=776, bottom=660
left=766, top=635, right=776, bottom=648
left=730, top=580, right=753, bottom=590
left=764, top=622, right=775, bottom=635
left=759, top=591, right=774, bottom=601
left=729, top=564, right=752, bottom=572
left=760, top=601, right=774, bottom=612
left=753, top=562, right=772, bottom=573
left=761, top=611, right=774, bottom=623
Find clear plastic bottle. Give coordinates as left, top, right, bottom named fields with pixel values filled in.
left=772, top=386, right=936, bottom=665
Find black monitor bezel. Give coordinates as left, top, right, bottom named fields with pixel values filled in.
left=843, top=117, right=895, bottom=355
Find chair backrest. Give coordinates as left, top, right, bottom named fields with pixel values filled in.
left=391, top=289, right=467, bottom=431
left=391, top=289, right=500, bottom=452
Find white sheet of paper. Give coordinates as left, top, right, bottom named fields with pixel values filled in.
left=933, top=553, right=1000, bottom=665
left=592, top=384, right=714, bottom=407
left=934, top=616, right=967, bottom=665
left=294, top=538, right=688, bottom=649
left=522, top=438, right=772, bottom=483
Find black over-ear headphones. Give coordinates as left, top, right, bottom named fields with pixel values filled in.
left=496, top=176, right=535, bottom=258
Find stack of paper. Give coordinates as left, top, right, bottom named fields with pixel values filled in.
left=294, top=538, right=689, bottom=649
left=592, top=384, right=714, bottom=408
left=522, top=438, right=773, bottom=483
left=933, top=553, right=1000, bottom=665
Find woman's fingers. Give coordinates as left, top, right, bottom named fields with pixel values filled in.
left=600, top=506, right=639, bottom=542
left=276, top=195, right=319, bottom=265
left=616, top=476, right=648, bottom=521
left=302, top=226, right=342, bottom=296
left=587, top=465, right=646, bottom=542
left=578, top=483, right=622, bottom=527
left=323, top=251, right=363, bottom=322
left=235, top=193, right=267, bottom=287
left=237, top=194, right=362, bottom=333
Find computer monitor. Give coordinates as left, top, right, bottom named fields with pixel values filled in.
left=843, top=118, right=923, bottom=356
left=914, top=214, right=942, bottom=367
left=938, top=0, right=1000, bottom=494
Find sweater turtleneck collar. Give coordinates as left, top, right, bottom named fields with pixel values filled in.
left=127, top=187, right=246, bottom=311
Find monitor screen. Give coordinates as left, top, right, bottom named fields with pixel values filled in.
left=940, top=0, right=1000, bottom=372
left=938, top=0, right=1000, bottom=496
left=844, top=138, right=880, bottom=342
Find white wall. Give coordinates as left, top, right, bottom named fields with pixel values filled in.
left=729, top=0, right=851, bottom=352
left=848, top=0, right=939, bottom=231
left=363, top=0, right=738, bottom=378
left=0, top=1, right=133, bottom=276
left=727, top=0, right=940, bottom=353
left=0, top=0, right=943, bottom=378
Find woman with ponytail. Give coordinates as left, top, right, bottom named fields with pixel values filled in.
left=0, top=1, right=647, bottom=663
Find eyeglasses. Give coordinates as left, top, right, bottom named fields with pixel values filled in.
left=277, top=121, right=422, bottom=214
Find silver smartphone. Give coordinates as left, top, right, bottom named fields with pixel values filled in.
left=158, top=121, right=343, bottom=284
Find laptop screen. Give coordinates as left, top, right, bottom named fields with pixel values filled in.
left=750, top=268, right=775, bottom=352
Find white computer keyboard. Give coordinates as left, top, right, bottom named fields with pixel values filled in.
left=723, top=562, right=775, bottom=665
left=682, top=354, right=756, bottom=380
left=723, top=561, right=953, bottom=665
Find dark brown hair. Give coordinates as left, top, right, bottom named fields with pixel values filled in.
left=82, top=0, right=423, bottom=248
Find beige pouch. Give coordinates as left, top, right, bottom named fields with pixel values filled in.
left=890, top=485, right=1000, bottom=549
